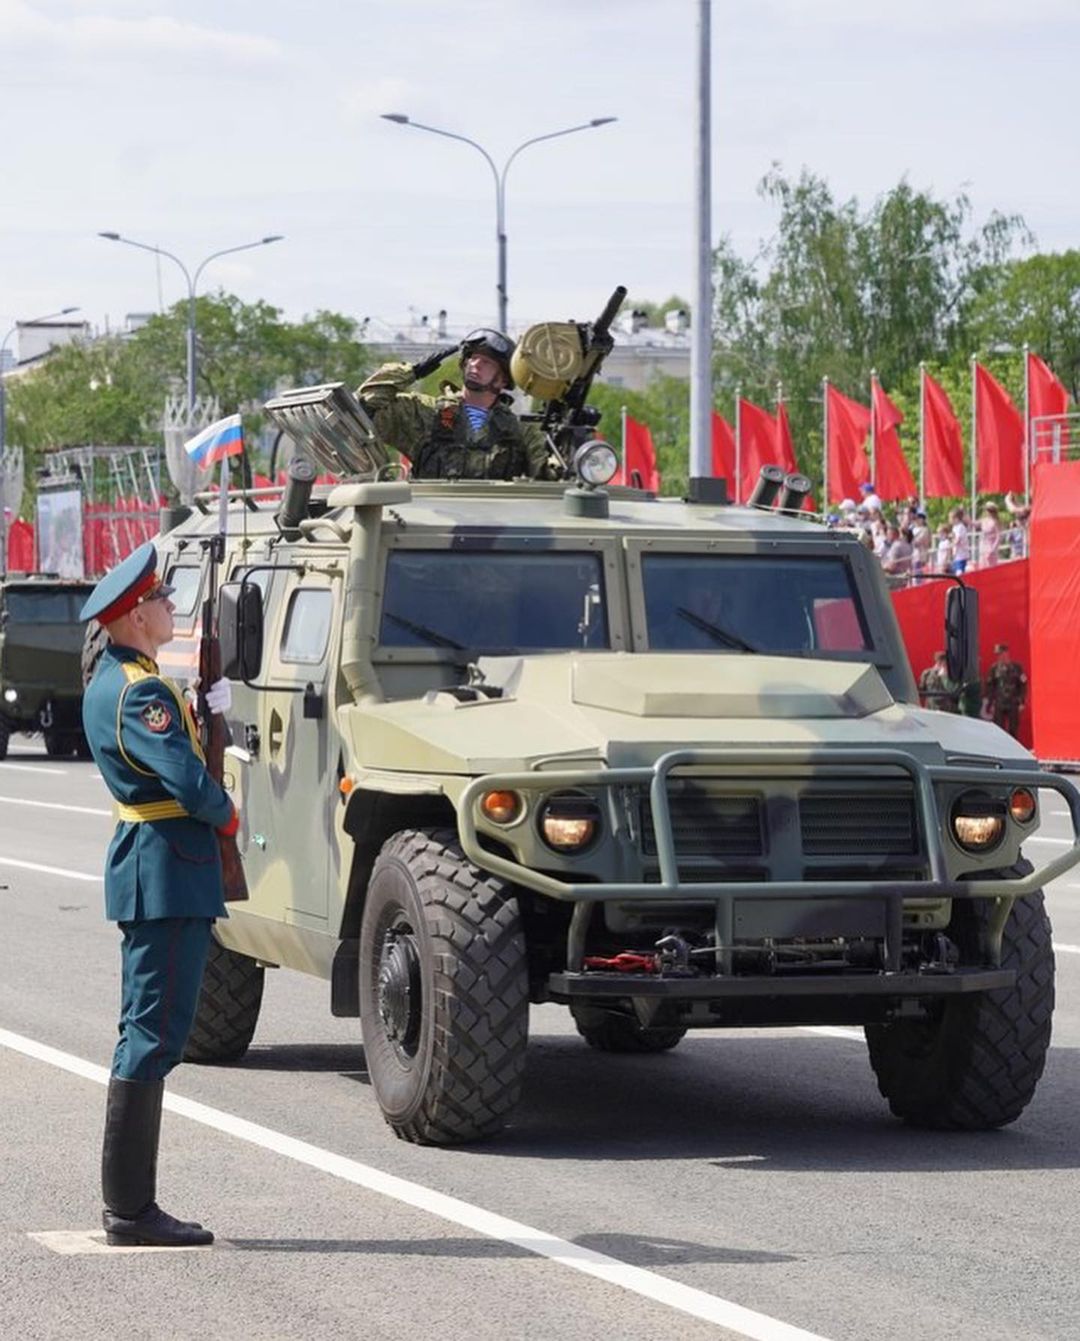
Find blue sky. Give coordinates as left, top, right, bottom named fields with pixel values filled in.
left=1, top=0, right=1077, bottom=343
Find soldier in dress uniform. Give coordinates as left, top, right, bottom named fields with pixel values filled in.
left=917, top=650, right=960, bottom=712
left=81, top=543, right=236, bottom=1247
left=984, top=641, right=1028, bottom=738
left=358, top=329, right=552, bottom=480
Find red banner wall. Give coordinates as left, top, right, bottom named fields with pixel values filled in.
left=1029, top=461, right=1080, bottom=762
left=891, top=561, right=1032, bottom=747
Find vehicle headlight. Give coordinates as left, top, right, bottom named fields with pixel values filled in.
left=951, top=791, right=1006, bottom=853
left=3, top=687, right=17, bottom=703
left=539, top=792, right=601, bottom=852
left=573, top=440, right=618, bottom=487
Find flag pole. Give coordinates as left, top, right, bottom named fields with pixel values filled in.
left=734, top=385, right=742, bottom=504
left=970, top=354, right=978, bottom=537
left=822, top=376, right=829, bottom=507
left=918, top=362, right=926, bottom=506
left=1022, top=341, right=1031, bottom=504
left=620, top=404, right=627, bottom=481
left=869, top=368, right=877, bottom=486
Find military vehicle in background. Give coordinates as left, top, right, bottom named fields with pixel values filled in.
left=0, top=573, right=94, bottom=759
left=144, top=299, right=1078, bottom=1148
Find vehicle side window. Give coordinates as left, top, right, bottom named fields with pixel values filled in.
left=280, top=589, right=332, bottom=665
left=164, top=565, right=203, bottom=620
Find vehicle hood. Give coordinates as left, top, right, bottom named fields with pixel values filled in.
left=345, top=652, right=1032, bottom=776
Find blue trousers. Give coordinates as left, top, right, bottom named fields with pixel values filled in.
left=112, top=918, right=213, bottom=1081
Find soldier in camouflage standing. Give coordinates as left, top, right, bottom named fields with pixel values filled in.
left=358, top=329, right=553, bottom=481
left=918, top=650, right=960, bottom=712
left=984, top=641, right=1028, bottom=737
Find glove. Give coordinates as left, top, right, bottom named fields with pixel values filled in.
left=217, top=804, right=239, bottom=838
left=205, top=678, right=232, bottom=715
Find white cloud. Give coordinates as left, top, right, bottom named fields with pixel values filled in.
left=0, top=1, right=283, bottom=65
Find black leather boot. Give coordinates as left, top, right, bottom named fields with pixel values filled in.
left=101, top=1077, right=213, bottom=1247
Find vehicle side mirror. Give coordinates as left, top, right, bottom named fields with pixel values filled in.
left=219, top=581, right=264, bottom=682
left=945, top=585, right=979, bottom=685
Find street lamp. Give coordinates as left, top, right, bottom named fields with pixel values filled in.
left=0, top=305, right=80, bottom=575
left=381, top=113, right=616, bottom=331
left=98, top=232, right=284, bottom=424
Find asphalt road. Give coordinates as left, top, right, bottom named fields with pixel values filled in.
left=2, top=740, right=1079, bottom=1341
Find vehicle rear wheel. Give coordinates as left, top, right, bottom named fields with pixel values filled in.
left=571, top=1005, right=687, bottom=1053
left=865, top=890, right=1054, bottom=1130
left=359, top=828, right=528, bottom=1145
left=184, top=936, right=265, bottom=1063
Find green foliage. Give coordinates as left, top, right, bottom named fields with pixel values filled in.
left=587, top=375, right=690, bottom=490
left=6, top=293, right=371, bottom=508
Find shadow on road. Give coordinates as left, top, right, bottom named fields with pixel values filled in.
left=222, top=1231, right=793, bottom=1265
left=220, top=1032, right=1080, bottom=1175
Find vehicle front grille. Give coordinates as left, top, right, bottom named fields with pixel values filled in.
left=640, top=789, right=763, bottom=858
left=799, top=791, right=919, bottom=856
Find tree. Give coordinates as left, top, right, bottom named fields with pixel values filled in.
left=712, top=168, right=1030, bottom=487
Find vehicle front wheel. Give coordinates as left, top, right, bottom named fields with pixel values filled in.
left=184, top=936, right=265, bottom=1063
left=571, top=1004, right=687, bottom=1053
left=866, top=890, right=1054, bottom=1130
left=44, top=731, right=74, bottom=758
left=359, top=828, right=528, bottom=1145
left=0, top=720, right=8, bottom=761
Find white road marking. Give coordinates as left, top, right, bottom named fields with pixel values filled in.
left=28, top=1229, right=209, bottom=1255
left=0, top=1026, right=829, bottom=1341
left=0, top=762, right=69, bottom=775
left=0, top=795, right=111, bottom=817
left=0, top=857, right=102, bottom=882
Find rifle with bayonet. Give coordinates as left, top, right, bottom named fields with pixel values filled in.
left=198, top=459, right=248, bottom=903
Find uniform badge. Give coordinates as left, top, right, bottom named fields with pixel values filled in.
left=141, top=701, right=173, bottom=733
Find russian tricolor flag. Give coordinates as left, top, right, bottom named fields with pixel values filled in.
left=183, top=413, right=244, bottom=470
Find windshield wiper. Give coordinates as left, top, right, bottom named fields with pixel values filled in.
left=383, top=612, right=466, bottom=651
left=675, top=607, right=760, bottom=653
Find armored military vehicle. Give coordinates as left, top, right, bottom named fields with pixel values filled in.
left=147, top=317, right=1078, bottom=1148
left=0, top=573, right=94, bottom=759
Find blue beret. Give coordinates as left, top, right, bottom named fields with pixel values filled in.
left=80, top=542, right=173, bottom=623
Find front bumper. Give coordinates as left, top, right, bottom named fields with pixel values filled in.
left=458, top=746, right=1080, bottom=985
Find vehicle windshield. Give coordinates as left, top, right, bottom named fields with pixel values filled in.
left=642, top=554, right=871, bottom=654
left=379, top=550, right=609, bottom=652
left=2, top=589, right=86, bottom=624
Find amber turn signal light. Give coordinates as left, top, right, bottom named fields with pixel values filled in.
left=1008, top=787, right=1037, bottom=824
left=480, top=790, right=523, bottom=825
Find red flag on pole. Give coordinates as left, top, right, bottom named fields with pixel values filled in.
left=711, top=411, right=735, bottom=480
left=871, top=378, right=915, bottom=501
left=922, top=371, right=964, bottom=497
left=737, top=398, right=778, bottom=500
left=974, top=363, right=1024, bottom=494
left=1027, top=351, right=1070, bottom=459
left=825, top=384, right=870, bottom=503
left=621, top=414, right=660, bottom=491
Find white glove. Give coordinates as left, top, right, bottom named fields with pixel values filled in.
left=205, top=678, right=232, bottom=715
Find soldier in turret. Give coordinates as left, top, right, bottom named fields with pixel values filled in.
left=358, top=330, right=553, bottom=480
left=984, top=641, right=1028, bottom=738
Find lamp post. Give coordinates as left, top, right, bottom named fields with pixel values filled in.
left=0, top=306, right=80, bottom=575
left=98, top=232, right=284, bottom=424
left=381, top=114, right=616, bottom=331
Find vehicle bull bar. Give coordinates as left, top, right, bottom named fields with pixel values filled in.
left=457, top=747, right=1080, bottom=976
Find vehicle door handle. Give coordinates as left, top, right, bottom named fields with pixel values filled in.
left=268, top=708, right=284, bottom=759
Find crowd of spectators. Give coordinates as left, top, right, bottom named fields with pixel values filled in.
left=823, top=483, right=1031, bottom=585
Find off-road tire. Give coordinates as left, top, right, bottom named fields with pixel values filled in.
left=571, top=1006, right=687, bottom=1053
left=44, top=731, right=73, bottom=758
left=81, top=620, right=109, bottom=688
left=359, top=828, right=528, bottom=1145
left=0, top=720, right=9, bottom=761
left=184, top=936, right=265, bottom=1063
left=866, top=890, right=1054, bottom=1130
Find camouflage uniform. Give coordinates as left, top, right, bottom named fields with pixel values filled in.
left=358, top=362, right=551, bottom=481
left=918, top=663, right=960, bottom=713
left=984, top=657, right=1027, bottom=738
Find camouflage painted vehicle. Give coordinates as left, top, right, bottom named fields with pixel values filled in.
left=0, top=573, right=94, bottom=759
left=151, top=452, right=1080, bottom=1147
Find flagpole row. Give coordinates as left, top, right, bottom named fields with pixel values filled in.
left=734, top=385, right=742, bottom=505
left=1023, top=341, right=1031, bottom=505
left=822, top=376, right=829, bottom=508
left=970, top=354, right=978, bottom=529
left=869, top=368, right=877, bottom=486
left=918, top=363, right=925, bottom=505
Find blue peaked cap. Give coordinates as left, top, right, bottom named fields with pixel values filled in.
left=80, top=542, right=173, bottom=623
